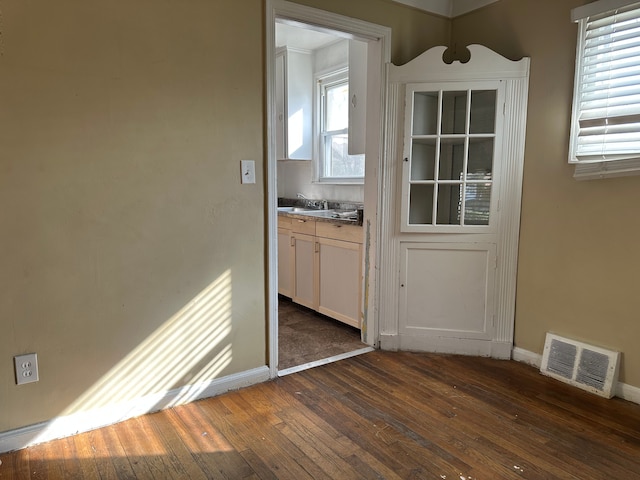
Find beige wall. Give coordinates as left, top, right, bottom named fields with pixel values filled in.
left=0, top=0, right=450, bottom=437
left=452, top=0, right=640, bottom=386
left=0, top=0, right=265, bottom=432
left=6, top=0, right=634, bottom=439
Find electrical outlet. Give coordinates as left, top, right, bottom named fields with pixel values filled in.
left=14, top=353, right=39, bottom=385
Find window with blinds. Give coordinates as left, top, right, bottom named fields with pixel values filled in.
left=570, top=1, right=640, bottom=179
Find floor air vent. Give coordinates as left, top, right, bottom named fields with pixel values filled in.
left=540, top=333, right=620, bottom=398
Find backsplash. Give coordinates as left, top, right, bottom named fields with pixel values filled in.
left=277, top=160, right=364, bottom=203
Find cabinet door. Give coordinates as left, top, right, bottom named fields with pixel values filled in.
left=292, top=233, right=317, bottom=309
left=317, top=237, right=362, bottom=328
left=349, top=39, right=367, bottom=156
left=277, top=227, right=292, bottom=297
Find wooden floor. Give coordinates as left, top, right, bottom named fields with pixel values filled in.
left=1, top=351, right=639, bottom=479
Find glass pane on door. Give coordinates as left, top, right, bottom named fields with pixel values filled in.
left=464, top=178, right=491, bottom=225
left=467, top=138, right=494, bottom=176
left=441, top=91, right=467, bottom=134
left=436, top=184, right=462, bottom=225
left=412, top=92, right=438, bottom=135
left=439, top=138, right=465, bottom=181
left=409, top=184, right=434, bottom=224
left=411, top=139, right=436, bottom=181
left=405, top=85, right=497, bottom=229
left=470, top=90, right=496, bottom=134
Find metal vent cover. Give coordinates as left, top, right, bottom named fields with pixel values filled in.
left=540, top=333, right=620, bottom=398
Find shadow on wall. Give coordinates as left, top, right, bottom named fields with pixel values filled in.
left=26, top=270, right=235, bottom=448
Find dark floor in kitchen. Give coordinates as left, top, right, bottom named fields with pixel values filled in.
left=278, top=296, right=366, bottom=370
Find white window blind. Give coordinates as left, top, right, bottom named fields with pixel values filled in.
left=570, top=1, right=640, bottom=179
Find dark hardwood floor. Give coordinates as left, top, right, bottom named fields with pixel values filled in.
left=1, top=350, right=639, bottom=479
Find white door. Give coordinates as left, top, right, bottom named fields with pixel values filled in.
left=379, top=46, right=530, bottom=358
left=399, top=242, right=497, bottom=353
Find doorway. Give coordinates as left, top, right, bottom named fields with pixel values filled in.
left=266, top=0, right=391, bottom=378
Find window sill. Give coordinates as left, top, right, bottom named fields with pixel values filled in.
left=573, top=158, right=640, bottom=181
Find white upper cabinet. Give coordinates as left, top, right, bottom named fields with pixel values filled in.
left=275, top=48, right=313, bottom=160
left=348, top=40, right=368, bottom=156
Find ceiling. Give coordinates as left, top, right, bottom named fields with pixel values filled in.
left=275, top=23, right=343, bottom=50
left=392, top=0, right=499, bottom=17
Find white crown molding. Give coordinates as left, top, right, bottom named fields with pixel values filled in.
left=393, top=0, right=499, bottom=18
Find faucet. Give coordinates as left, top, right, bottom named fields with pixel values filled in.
left=296, top=193, right=328, bottom=210
left=296, top=193, right=313, bottom=209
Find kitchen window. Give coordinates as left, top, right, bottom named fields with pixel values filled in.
left=316, top=70, right=365, bottom=183
left=569, top=0, right=640, bottom=180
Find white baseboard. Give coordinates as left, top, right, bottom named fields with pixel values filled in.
left=616, top=381, right=640, bottom=405
left=0, top=365, right=270, bottom=454
left=511, top=346, right=542, bottom=367
left=511, top=347, right=640, bottom=406
left=381, top=334, right=512, bottom=360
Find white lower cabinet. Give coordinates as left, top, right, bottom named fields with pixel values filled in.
left=292, top=232, right=316, bottom=310
left=317, top=236, right=362, bottom=328
left=277, top=226, right=292, bottom=297
left=278, top=215, right=363, bottom=328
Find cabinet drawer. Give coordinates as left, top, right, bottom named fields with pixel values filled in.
left=291, top=217, right=316, bottom=235
left=316, top=222, right=362, bottom=243
left=278, top=216, right=292, bottom=229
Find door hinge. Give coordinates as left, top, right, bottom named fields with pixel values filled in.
left=290, top=237, right=295, bottom=247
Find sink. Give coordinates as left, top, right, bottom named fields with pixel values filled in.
left=278, top=206, right=329, bottom=213
left=277, top=206, right=305, bottom=212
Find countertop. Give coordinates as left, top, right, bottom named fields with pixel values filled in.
left=277, top=207, right=361, bottom=226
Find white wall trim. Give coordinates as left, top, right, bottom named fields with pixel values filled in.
left=617, top=382, right=640, bottom=405
left=511, top=347, right=640, bottom=406
left=571, top=0, right=639, bottom=22
left=511, top=346, right=542, bottom=367
left=0, top=366, right=269, bottom=454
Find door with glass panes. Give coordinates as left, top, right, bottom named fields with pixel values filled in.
left=398, top=81, right=503, bottom=350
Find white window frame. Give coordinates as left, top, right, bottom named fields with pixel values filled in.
left=569, top=0, right=640, bottom=180
left=314, top=68, right=365, bottom=184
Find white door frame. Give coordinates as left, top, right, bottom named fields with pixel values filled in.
left=266, top=0, right=391, bottom=378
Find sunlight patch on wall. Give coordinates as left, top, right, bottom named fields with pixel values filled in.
left=288, top=108, right=304, bottom=155
left=31, top=270, right=234, bottom=452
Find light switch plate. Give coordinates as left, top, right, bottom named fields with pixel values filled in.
left=241, top=160, right=256, bottom=184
